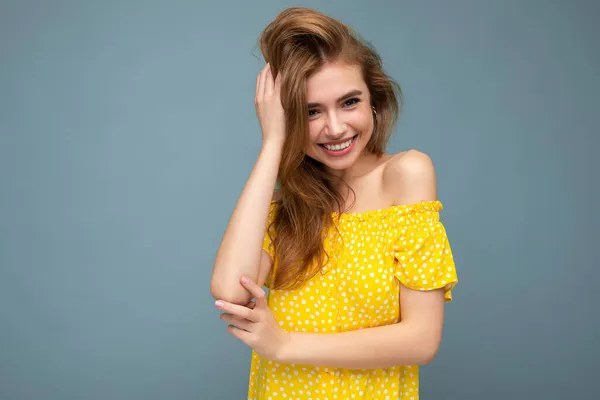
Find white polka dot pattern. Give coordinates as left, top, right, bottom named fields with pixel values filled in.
left=250, top=200, right=458, bottom=399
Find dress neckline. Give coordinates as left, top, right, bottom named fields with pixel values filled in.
left=270, top=200, right=443, bottom=222
left=331, top=200, right=443, bottom=220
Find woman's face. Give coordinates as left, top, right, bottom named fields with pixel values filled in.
left=304, top=61, right=374, bottom=172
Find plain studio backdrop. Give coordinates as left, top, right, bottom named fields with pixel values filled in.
left=1, top=0, right=598, bottom=399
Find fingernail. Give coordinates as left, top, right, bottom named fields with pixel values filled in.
left=241, top=276, right=249, bottom=284
left=215, top=300, right=224, bottom=308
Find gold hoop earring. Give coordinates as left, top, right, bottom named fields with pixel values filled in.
left=372, top=106, right=377, bottom=116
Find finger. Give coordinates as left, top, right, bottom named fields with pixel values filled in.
left=264, top=64, right=274, bottom=96
left=215, top=300, right=258, bottom=322
left=261, top=63, right=271, bottom=98
left=256, top=63, right=268, bottom=93
left=245, top=300, right=256, bottom=310
left=226, top=324, right=251, bottom=343
left=257, top=64, right=268, bottom=100
left=220, top=313, right=253, bottom=332
left=240, top=276, right=268, bottom=308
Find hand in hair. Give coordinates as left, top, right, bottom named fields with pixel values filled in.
left=255, top=63, right=286, bottom=147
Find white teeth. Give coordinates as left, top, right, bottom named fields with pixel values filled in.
left=324, top=137, right=353, bottom=151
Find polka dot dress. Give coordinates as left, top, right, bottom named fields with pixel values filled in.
left=248, top=200, right=458, bottom=400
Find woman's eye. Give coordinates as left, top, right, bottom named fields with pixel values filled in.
left=343, top=98, right=360, bottom=107
left=308, top=109, right=318, bottom=117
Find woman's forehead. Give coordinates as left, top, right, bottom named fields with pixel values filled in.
left=306, top=62, right=367, bottom=103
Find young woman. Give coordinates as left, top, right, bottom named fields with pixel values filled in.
left=210, top=7, right=458, bottom=400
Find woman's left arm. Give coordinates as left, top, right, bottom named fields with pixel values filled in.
left=218, top=276, right=446, bottom=369
left=281, top=284, right=446, bottom=368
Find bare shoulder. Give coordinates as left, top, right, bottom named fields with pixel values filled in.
left=382, top=149, right=437, bottom=205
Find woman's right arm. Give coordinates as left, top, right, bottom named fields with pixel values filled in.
left=210, top=64, right=285, bottom=305
left=210, top=142, right=281, bottom=305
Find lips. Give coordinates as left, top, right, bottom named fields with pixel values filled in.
left=318, top=134, right=358, bottom=148
left=318, top=134, right=358, bottom=157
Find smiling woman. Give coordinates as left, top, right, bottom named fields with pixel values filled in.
left=210, top=7, right=458, bottom=400
left=305, top=64, right=374, bottom=162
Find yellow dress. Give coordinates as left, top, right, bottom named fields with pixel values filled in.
left=248, top=200, right=458, bottom=400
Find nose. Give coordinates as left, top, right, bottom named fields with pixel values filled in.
left=324, top=111, right=347, bottom=140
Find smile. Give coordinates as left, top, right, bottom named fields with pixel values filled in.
left=318, top=134, right=358, bottom=157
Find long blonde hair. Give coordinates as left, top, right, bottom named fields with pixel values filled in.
left=260, top=7, right=402, bottom=290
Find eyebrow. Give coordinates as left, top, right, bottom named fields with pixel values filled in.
left=307, top=90, right=363, bottom=108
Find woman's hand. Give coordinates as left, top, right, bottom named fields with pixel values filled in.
left=255, top=63, right=286, bottom=147
left=215, top=276, right=291, bottom=361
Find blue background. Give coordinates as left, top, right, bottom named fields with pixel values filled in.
left=1, top=0, right=598, bottom=398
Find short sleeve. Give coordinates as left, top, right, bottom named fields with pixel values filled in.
left=392, top=208, right=458, bottom=302
left=262, top=201, right=278, bottom=288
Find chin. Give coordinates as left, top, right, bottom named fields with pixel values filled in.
left=319, top=155, right=360, bottom=171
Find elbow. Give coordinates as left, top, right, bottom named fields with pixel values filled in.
left=209, top=280, right=224, bottom=300
left=419, top=346, right=439, bottom=365
left=209, top=277, right=251, bottom=305
left=406, top=322, right=442, bottom=365
left=417, top=338, right=441, bottom=365
left=209, top=280, right=230, bottom=301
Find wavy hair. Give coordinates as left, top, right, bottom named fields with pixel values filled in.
left=259, top=7, right=402, bottom=290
